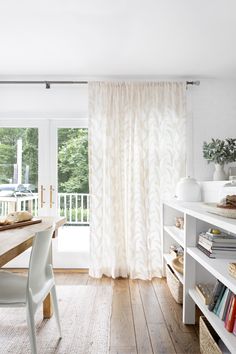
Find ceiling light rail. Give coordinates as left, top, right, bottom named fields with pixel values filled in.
left=0, top=80, right=200, bottom=89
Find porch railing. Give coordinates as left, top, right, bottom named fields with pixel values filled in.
left=58, top=193, right=90, bottom=225
left=0, top=193, right=89, bottom=225
left=0, top=194, right=38, bottom=217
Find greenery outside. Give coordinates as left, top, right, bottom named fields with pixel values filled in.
left=0, top=128, right=38, bottom=188
left=58, top=128, right=89, bottom=193
left=0, top=128, right=89, bottom=194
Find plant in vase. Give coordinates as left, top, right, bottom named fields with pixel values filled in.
left=203, top=138, right=236, bottom=180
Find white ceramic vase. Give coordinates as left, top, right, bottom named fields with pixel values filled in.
left=213, top=164, right=227, bottom=181
left=176, top=177, right=201, bottom=202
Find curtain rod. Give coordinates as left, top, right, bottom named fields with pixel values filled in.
left=0, top=80, right=200, bottom=89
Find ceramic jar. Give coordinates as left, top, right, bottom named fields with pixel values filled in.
left=219, top=180, right=236, bottom=202
left=176, top=177, right=201, bottom=202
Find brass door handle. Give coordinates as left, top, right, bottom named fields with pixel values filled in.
left=50, top=185, right=54, bottom=208
left=41, top=185, right=46, bottom=208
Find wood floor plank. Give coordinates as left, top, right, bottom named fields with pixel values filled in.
left=152, top=279, right=200, bottom=354
left=152, top=278, right=195, bottom=333
left=102, top=276, right=112, bottom=285
left=138, top=280, right=176, bottom=354
left=55, top=272, right=89, bottom=285
left=109, top=347, right=137, bottom=354
left=110, top=279, right=137, bottom=353
left=153, top=278, right=200, bottom=334
left=87, top=276, right=100, bottom=285
left=129, top=280, right=153, bottom=354
left=87, top=275, right=112, bottom=286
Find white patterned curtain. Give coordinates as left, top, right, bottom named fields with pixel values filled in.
left=89, top=82, right=186, bottom=280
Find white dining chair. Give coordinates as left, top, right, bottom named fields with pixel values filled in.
left=0, top=226, right=62, bottom=354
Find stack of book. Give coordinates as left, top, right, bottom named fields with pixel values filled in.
left=207, top=280, right=236, bottom=335
left=197, top=230, right=236, bottom=259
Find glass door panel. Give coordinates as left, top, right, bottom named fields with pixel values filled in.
left=50, top=122, right=89, bottom=268
left=0, top=127, right=39, bottom=217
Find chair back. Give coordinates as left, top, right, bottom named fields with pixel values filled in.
left=27, top=226, right=54, bottom=296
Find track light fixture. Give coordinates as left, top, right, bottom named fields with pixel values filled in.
left=45, top=81, right=51, bottom=89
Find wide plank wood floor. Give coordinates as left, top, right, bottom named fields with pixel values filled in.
left=55, top=272, right=200, bottom=354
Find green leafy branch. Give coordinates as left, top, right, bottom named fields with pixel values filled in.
left=203, top=138, right=236, bottom=165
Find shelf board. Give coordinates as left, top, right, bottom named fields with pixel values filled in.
left=189, top=288, right=236, bottom=353
left=164, top=225, right=184, bottom=248
left=187, top=247, right=236, bottom=294
left=164, top=253, right=184, bottom=284
left=163, top=200, right=236, bottom=235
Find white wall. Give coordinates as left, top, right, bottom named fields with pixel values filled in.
left=0, top=79, right=236, bottom=181
left=190, top=79, right=236, bottom=181
left=0, top=84, right=88, bottom=119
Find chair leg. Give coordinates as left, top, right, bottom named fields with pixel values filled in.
left=51, top=285, right=62, bottom=338
left=26, top=304, right=37, bottom=354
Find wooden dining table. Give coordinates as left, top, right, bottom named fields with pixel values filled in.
left=0, top=216, right=66, bottom=318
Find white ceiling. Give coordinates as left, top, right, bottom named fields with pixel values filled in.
left=0, top=0, right=236, bottom=79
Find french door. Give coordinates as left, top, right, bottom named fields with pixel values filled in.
left=50, top=120, right=89, bottom=268
left=0, top=119, right=89, bottom=268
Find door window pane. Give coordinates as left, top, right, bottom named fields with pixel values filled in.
left=57, top=128, right=89, bottom=262
left=0, top=128, right=38, bottom=216
left=58, top=128, right=89, bottom=223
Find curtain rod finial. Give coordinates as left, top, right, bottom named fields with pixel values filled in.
left=186, top=80, right=200, bottom=86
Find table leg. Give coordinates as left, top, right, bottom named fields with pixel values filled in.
left=43, top=293, right=53, bottom=318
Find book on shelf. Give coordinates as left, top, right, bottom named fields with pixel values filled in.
left=195, top=283, right=215, bottom=305
left=199, top=231, right=236, bottom=243
left=205, top=231, right=236, bottom=242
left=199, top=234, right=236, bottom=247
left=198, top=239, right=236, bottom=253
left=213, top=285, right=226, bottom=315
left=233, top=317, right=236, bottom=336
left=208, top=280, right=225, bottom=311
left=197, top=243, right=236, bottom=259
left=218, top=288, right=233, bottom=321
left=225, top=294, right=236, bottom=332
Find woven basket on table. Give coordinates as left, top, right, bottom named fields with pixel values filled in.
left=199, top=317, right=222, bottom=354
left=165, top=263, right=183, bottom=304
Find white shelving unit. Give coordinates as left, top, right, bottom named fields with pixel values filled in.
left=162, top=200, right=236, bottom=354
left=163, top=225, right=184, bottom=248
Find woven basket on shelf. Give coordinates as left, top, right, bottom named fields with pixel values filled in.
left=228, top=263, right=236, bottom=279
left=172, top=255, right=184, bottom=274
left=199, top=317, right=222, bottom=354
left=165, top=263, right=183, bottom=304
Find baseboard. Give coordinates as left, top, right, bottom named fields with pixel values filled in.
left=4, top=268, right=89, bottom=274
